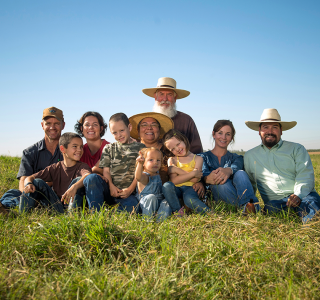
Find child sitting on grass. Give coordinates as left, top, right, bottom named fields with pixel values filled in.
left=20, top=132, right=91, bottom=213
left=84, top=113, right=145, bottom=213
left=135, top=148, right=171, bottom=221
left=162, top=130, right=211, bottom=215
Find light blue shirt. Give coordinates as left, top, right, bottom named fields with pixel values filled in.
left=244, top=139, right=315, bottom=203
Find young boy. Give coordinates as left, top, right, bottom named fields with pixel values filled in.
left=95, top=113, right=145, bottom=212
left=20, top=132, right=91, bottom=213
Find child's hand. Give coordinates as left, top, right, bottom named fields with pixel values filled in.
left=24, top=183, right=35, bottom=194
left=118, top=187, right=132, bottom=199
left=98, top=174, right=108, bottom=183
left=61, top=185, right=77, bottom=204
left=193, top=168, right=203, bottom=179
left=110, top=184, right=122, bottom=198
left=136, top=151, right=145, bottom=164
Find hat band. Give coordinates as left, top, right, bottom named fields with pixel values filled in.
left=157, top=85, right=175, bottom=89
left=260, top=118, right=281, bottom=122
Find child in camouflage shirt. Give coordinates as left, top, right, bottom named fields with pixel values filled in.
left=99, top=113, right=145, bottom=212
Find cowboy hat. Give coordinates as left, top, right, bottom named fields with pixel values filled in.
left=245, top=108, right=297, bottom=131
left=129, top=112, right=174, bottom=140
left=142, top=77, right=190, bottom=99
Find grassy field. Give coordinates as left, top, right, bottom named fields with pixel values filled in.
left=0, top=155, right=320, bottom=299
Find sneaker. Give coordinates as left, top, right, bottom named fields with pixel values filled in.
left=243, top=202, right=256, bottom=215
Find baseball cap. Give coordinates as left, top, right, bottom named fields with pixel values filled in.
left=42, top=107, right=64, bottom=122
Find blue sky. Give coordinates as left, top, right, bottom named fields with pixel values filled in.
left=1, top=0, right=319, bottom=155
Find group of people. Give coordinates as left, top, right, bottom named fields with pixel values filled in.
left=1, top=77, right=319, bottom=223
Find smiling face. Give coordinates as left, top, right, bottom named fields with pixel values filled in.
left=109, top=120, right=132, bottom=144
left=259, top=122, right=282, bottom=149
left=165, top=136, right=187, bottom=157
left=212, top=125, right=233, bottom=149
left=82, top=115, right=102, bottom=141
left=41, top=117, right=65, bottom=141
left=138, top=117, right=160, bottom=146
left=143, top=149, right=162, bottom=175
left=60, top=137, right=83, bottom=162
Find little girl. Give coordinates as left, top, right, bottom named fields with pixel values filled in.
left=135, top=147, right=171, bottom=221
left=162, top=130, right=211, bottom=215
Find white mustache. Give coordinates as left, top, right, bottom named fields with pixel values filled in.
left=160, top=101, right=171, bottom=105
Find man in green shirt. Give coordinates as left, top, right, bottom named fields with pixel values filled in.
left=244, top=108, right=320, bottom=223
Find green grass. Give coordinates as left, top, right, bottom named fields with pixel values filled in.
left=0, top=155, right=320, bottom=299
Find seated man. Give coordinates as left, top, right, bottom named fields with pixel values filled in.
left=0, top=107, right=64, bottom=214
left=244, top=108, right=320, bottom=223
left=20, top=133, right=91, bottom=213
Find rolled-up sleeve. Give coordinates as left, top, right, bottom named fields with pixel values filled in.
left=293, top=146, right=315, bottom=199
left=230, top=154, right=244, bottom=175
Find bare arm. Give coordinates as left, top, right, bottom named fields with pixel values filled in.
left=92, top=160, right=103, bottom=175
left=23, top=175, right=36, bottom=194
left=119, top=178, right=137, bottom=199
left=61, top=172, right=90, bottom=204
left=135, top=152, right=149, bottom=185
left=19, top=176, right=27, bottom=192
left=103, top=167, right=121, bottom=197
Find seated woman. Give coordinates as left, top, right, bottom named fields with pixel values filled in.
left=199, top=120, right=260, bottom=214
left=71, top=111, right=115, bottom=209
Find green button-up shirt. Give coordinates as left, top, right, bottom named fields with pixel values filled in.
left=244, top=139, right=315, bottom=203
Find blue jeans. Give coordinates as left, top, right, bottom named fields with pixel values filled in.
left=0, top=189, right=21, bottom=208
left=162, top=181, right=210, bottom=214
left=81, top=173, right=138, bottom=213
left=139, top=195, right=172, bottom=221
left=209, top=170, right=261, bottom=211
left=19, top=179, right=66, bottom=213
left=264, top=192, right=320, bottom=223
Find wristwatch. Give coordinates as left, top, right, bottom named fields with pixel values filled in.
left=24, top=182, right=33, bottom=187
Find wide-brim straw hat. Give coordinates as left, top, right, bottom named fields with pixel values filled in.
left=129, top=112, right=174, bottom=140
left=142, top=77, right=190, bottom=99
left=245, top=108, right=297, bottom=131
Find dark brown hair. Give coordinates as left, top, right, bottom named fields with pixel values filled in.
left=213, top=120, right=236, bottom=142
left=162, top=129, right=190, bottom=157
left=109, top=112, right=130, bottom=127
left=75, top=111, right=107, bottom=138
left=59, top=132, right=82, bottom=149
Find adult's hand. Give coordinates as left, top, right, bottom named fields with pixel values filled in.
left=214, top=167, right=232, bottom=185
left=193, top=182, right=205, bottom=198
left=286, top=194, right=301, bottom=207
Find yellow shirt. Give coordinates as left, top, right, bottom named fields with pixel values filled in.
left=175, top=155, right=198, bottom=187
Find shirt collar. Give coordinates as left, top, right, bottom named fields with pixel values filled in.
left=37, top=138, right=46, bottom=151
left=260, top=139, right=283, bottom=151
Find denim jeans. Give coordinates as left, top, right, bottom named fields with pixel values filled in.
left=0, top=189, right=21, bottom=208
left=264, top=191, right=320, bottom=223
left=81, top=173, right=138, bottom=213
left=162, top=181, right=210, bottom=214
left=19, top=179, right=66, bottom=213
left=139, top=194, right=172, bottom=221
left=209, top=170, right=261, bottom=211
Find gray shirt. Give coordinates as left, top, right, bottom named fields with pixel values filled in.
left=17, top=138, right=63, bottom=179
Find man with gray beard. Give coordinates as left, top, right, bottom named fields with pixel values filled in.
left=142, top=77, right=203, bottom=154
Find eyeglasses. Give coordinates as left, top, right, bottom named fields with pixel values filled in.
left=140, top=123, right=159, bottom=129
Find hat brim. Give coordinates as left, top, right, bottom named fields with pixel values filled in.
left=129, top=112, right=174, bottom=140
left=142, top=87, right=190, bottom=99
left=245, top=121, right=297, bottom=131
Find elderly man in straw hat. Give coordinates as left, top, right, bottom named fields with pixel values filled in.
left=244, top=108, right=320, bottom=223
left=143, top=77, right=203, bottom=154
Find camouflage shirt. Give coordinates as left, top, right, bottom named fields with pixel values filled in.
left=99, top=142, right=145, bottom=189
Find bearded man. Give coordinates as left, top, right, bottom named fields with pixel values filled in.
left=142, top=77, right=203, bottom=154
left=244, top=108, right=320, bottom=223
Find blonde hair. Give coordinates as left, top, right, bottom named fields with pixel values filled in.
left=135, top=147, right=163, bottom=169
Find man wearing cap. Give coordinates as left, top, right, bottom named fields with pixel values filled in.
left=244, top=108, right=320, bottom=223
left=143, top=77, right=203, bottom=154
left=0, top=107, right=65, bottom=213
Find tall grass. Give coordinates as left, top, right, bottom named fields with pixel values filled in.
left=0, top=155, right=320, bottom=299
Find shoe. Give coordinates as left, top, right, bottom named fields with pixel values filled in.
left=0, top=203, right=9, bottom=216
left=243, top=202, right=256, bottom=215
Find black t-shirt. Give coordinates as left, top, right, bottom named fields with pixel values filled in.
left=17, top=138, right=63, bottom=179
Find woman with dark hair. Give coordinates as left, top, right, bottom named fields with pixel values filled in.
left=74, top=111, right=109, bottom=173
left=199, top=120, right=260, bottom=214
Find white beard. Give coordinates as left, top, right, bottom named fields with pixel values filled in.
left=153, top=101, right=177, bottom=118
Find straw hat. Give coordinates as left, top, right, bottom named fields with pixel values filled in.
left=142, top=77, right=190, bottom=99
left=129, top=112, right=174, bottom=140
left=245, top=108, right=297, bottom=131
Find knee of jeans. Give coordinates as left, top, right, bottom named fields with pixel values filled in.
left=83, top=173, right=100, bottom=186
left=233, top=170, right=248, bottom=180
left=32, top=178, right=46, bottom=188
left=163, top=181, right=175, bottom=192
